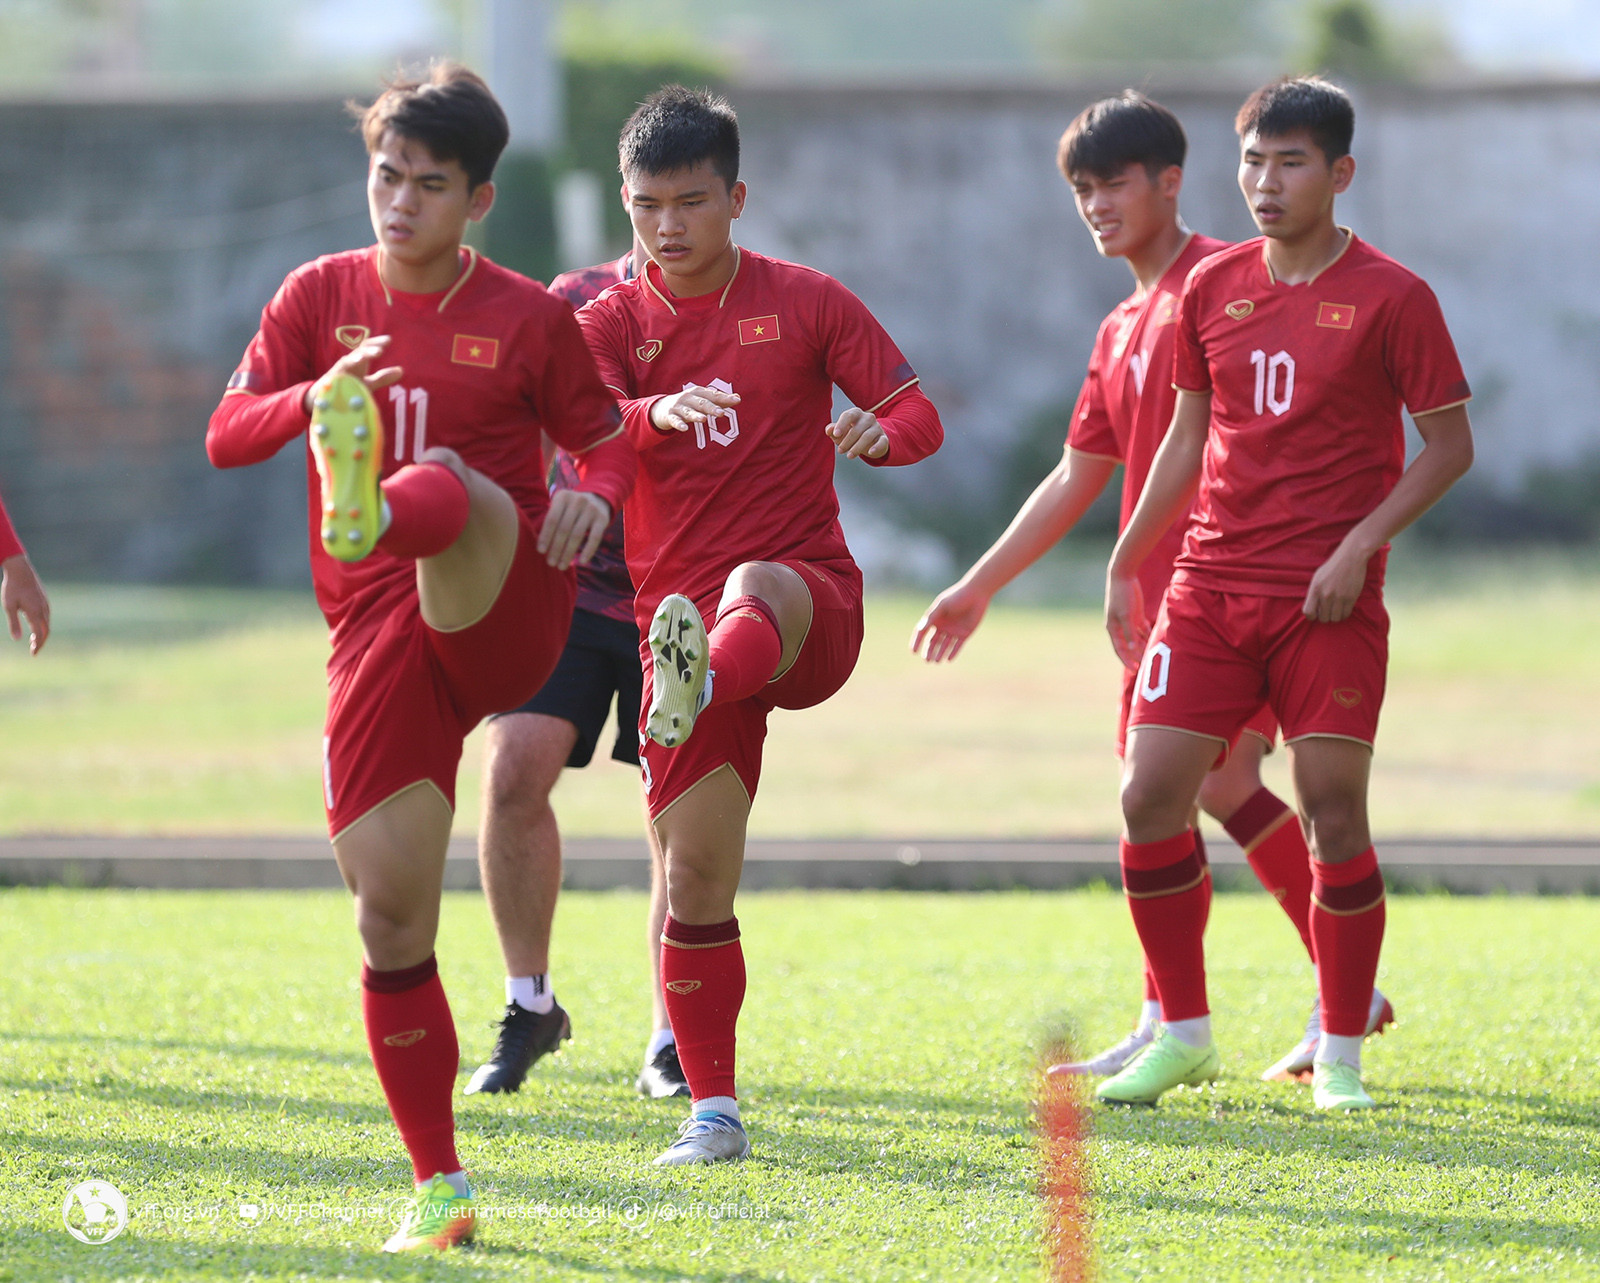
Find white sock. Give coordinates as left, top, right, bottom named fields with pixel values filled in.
left=378, top=496, right=392, bottom=539
left=506, top=975, right=554, bottom=1015
left=1165, top=1015, right=1212, bottom=1048
left=431, top=1170, right=470, bottom=1197
left=698, top=669, right=715, bottom=712
left=1137, top=1000, right=1162, bottom=1033
left=646, top=1027, right=676, bottom=1059
left=1315, top=1032, right=1363, bottom=1070
left=693, top=1094, right=739, bottom=1121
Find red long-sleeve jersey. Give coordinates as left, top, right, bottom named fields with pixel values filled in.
left=207, top=245, right=633, bottom=656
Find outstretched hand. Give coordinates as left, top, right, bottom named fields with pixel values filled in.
left=538, top=490, right=611, bottom=570
left=2, top=554, right=50, bottom=655
left=827, top=407, right=889, bottom=460
left=302, top=335, right=404, bottom=413
left=911, top=583, right=990, bottom=663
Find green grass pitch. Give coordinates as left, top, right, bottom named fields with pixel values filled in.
left=3, top=887, right=1598, bottom=1280
left=5, top=549, right=1600, bottom=838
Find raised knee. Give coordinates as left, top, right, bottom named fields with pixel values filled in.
left=416, top=445, right=466, bottom=483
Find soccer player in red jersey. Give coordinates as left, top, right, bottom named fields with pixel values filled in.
left=0, top=493, right=50, bottom=655
left=1100, top=77, right=1473, bottom=1110
left=205, top=66, right=633, bottom=1249
left=577, top=86, right=944, bottom=1165
left=468, top=237, right=691, bottom=1101
left=912, top=92, right=1389, bottom=1083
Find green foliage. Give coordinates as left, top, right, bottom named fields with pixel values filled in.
left=1298, top=0, right=1405, bottom=81
left=3, top=888, right=1599, bottom=1279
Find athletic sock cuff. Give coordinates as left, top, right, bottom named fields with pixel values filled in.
left=362, top=952, right=439, bottom=993
left=1222, top=787, right=1293, bottom=848
left=714, top=595, right=781, bottom=637
left=1120, top=833, right=1206, bottom=898
left=1312, top=847, right=1385, bottom=914
left=662, top=914, right=741, bottom=948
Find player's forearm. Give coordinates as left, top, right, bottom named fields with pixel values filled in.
left=963, top=452, right=1116, bottom=597
left=1108, top=398, right=1207, bottom=580
left=865, top=389, right=943, bottom=467
left=569, top=430, right=636, bottom=514
left=1336, top=413, right=1475, bottom=561
left=206, top=385, right=314, bottom=469
left=620, top=397, right=671, bottom=451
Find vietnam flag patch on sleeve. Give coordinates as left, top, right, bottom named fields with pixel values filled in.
left=738, top=315, right=780, bottom=345
left=452, top=334, right=500, bottom=368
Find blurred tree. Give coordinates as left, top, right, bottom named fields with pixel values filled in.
left=1298, top=0, right=1403, bottom=80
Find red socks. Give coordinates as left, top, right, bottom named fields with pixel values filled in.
left=361, top=954, right=461, bottom=1182
left=707, top=596, right=783, bottom=706
left=1120, top=831, right=1211, bottom=1022
left=376, top=461, right=471, bottom=559
left=1310, top=847, right=1386, bottom=1037
left=1224, top=787, right=1314, bottom=957
left=660, top=915, right=745, bottom=1102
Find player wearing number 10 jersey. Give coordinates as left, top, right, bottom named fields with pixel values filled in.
left=1101, top=76, right=1472, bottom=1112
left=206, top=66, right=632, bottom=1251
left=576, top=86, right=943, bottom=1167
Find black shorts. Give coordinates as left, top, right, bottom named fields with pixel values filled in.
left=494, top=608, right=643, bottom=768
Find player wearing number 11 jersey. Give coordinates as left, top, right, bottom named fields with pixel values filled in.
left=577, top=86, right=943, bottom=1166
left=206, top=66, right=632, bottom=1251
left=1101, top=76, right=1472, bottom=1112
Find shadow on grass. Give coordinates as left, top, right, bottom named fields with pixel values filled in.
left=3, top=1225, right=795, bottom=1283
left=0, top=1027, right=368, bottom=1068
left=1094, top=1185, right=1600, bottom=1260
left=1093, top=1083, right=1600, bottom=1180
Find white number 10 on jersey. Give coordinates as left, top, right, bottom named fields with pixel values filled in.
left=683, top=378, right=740, bottom=450
left=1249, top=349, right=1295, bottom=417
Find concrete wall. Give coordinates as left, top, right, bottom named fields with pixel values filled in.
left=0, top=79, right=1594, bottom=583
left=0, top=99, right=369, bottom=584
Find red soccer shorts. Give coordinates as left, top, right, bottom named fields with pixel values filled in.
left=1126, top=581, right=1388, bottom=750
left=638, top=557, right=864, bottom=818
left=322, top=510, right=576, bottom=838
left=1118, top=660, right=1279, bottom=761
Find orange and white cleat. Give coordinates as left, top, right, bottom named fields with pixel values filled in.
left=1262, top=990, right=1395, bottom=1083
left=309, top=373, right=385, bottom=562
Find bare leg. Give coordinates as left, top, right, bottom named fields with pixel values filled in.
left=1287, top=738, right=1373, bottom=865
left=334, top=781, right=454, bottom=969
left=478, top=713, right=577, bottom=977
left=654, top=763, right=749, bottom=924
left=412, top=446, right=521, bottom=633
left=1197, top=734, right=1269, bottom=825
left=644, top=795, right=671, bottom=1032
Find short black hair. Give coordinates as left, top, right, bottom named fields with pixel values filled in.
left=352, top=62, right=509, bottom=190
left=619, top=85, right=740, bottom=188
left=1058, top=91, right=1187, bottom=182
left=1235, top=76, right=1355, bottom=163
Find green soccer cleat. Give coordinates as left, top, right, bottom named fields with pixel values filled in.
left=1095, top=1029, right=1221, bottom=1106
left=381, top=1173, right=477, bottom=1253
left=646, top=593, right=710, bottom=748
left=1311, top=1060, right=1375, bottom=1111
left=309, top=373, right=386, bottom=562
